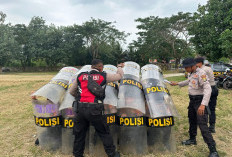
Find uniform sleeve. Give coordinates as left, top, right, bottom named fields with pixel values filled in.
left=178, top=80, right=189, bottom=87
left=106, top=67, right=124, bottom=83
left=69, top=78, right=78, bottom=97
left=199, top=72, right=212, bottom=106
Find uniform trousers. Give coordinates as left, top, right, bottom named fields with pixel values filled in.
left=188, top=95, right=216, bottom=147
left=209, top=86, right=218, bottom=125
left=73, top=102, right=115, bottom=157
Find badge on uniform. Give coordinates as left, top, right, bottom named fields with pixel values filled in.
left=192, top=80, right=196, bottom=88
left=201, top=75, right=207, bottom=82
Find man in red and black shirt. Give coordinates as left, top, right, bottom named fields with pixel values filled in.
left=70, top=59, right=124, bottom=157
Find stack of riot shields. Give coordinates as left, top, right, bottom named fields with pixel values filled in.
left=117, top=61, right=147, bottom=155
left=31, top=63, right=179, bottom=156
left=89, top=65, right=119, bottom=157
left=141, top=64, right=178, bottom=153
left=32, top=67, right=78, bottom=151
left=59, top=65, right=91, bottom=155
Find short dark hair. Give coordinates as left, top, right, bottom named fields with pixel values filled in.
left=195, top=57, right=204, bottom=64
left=91, top=59, right=103, bottom=66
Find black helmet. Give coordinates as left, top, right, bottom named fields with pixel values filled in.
left=195, top=57, right=204, bottom=64
left=182, top=58, right=196, bottom=68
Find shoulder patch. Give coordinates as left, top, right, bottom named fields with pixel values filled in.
left=201, top=75, right=207, bottom=82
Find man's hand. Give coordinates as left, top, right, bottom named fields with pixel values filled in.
left=31, top=91, right=37, bottom=100
left=197, top=105, right=205, bottom=116
left=170, top=81, right=178, bottom=86
left=117, top=63, right=125, bottom=68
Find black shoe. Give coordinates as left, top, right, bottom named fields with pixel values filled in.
left=208, top=145, right=219, bottom=157
left=35, top=138, right=39, bottom=146
left=114, top=152, right=120, bottom=157
left=209, top=152, right=219, bottom=157
left=182, top=139, right=197, bottom=145
left=108, top=151, right=120, bottom=157
left=209, top=124, right=216, bottom=133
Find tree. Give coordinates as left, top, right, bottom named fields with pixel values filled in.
left=0, top=11, right=6, bottom=24
left=220, top=29, right=232, bottom=58
left=0, top=23, right=17, bottom=66
left=133, top=13, right=193, bottom=67
left=188, top=0, right=232, bottom=61
left=78, top=18, right=128, bottom=59
left=0, top=12, right=18, bottom=66
left=62, top=25, right=87, bottom=66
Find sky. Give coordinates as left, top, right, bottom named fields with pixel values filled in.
left=1, top=0, right=208, bottom=45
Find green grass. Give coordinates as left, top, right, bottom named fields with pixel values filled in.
left=166, top=75, right=187, bottom=82
left=0, top=73, right=231, bottom=157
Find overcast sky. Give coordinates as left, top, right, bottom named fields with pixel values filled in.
left=1, top=0, right=208, bottom=45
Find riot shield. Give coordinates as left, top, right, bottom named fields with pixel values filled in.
left=141, top=64, right=177, bottom=153
left=89, top=65, right=119, bottom=157
left=32, top=66, right=79, bottom=104
left=117, top=61, right=145, bottom=113
left=52, top=67, right=79, bottom=82
left=117, top=61, right=147, bottom=155
left=59, top=66, right=91, bottom=154
left=33, top=99, right=62, bottom=151
left=141, top=64, right=178, bottom=119
left=59, top=72, right=79, bottom=111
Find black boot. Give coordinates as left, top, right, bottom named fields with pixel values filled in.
left=208, top=145, right=219, bottom=157
left=35, top=138, right=39, bottom=146
left=108, top=151, right=120, bottom=157
left=209, top=124, right=216, bottom=133
left=182, top=138, right=197, bottom=145
left=114, top=152, right=120, bottom=157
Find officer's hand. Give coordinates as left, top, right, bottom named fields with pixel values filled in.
left=31, top=91, right=37, bottom=100
left=197, top=105, right=205, bottom=116
left=170, top=81, right=178, bottom=86
left=117, top=63, right=125, bottom=68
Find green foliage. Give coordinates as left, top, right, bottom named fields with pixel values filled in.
left=188, top=0, right=232, bottom=61
left=132, top=12, right=193, bottom=66
left=220, top=29, right=232, bottom=58
left=0, top=14, right=128, bottom=68
left=219, top=57, right=230, bottom=63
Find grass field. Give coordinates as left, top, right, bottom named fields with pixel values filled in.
left=0, top=73, right=231, bottom=157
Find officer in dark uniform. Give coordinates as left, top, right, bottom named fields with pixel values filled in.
left=70, top=59, right=124, bottom=157
left=195, top=57, right=218, bottom=133
left=171, top=58, right=219, bottom=157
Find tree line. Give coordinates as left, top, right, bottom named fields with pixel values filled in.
left=0, top=0, right=231, bottom=69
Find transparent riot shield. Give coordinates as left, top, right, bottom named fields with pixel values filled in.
left=59, top=72, right=79, bottom=111
left=32, top=80, right=68, bottom=104
left=52, top=67, right=79, bottom=82
left=78, top=65, right=91, bottom=74
left=61, top=107, right=90, bottom=155
left=118, top=61, right=145, bottom=113
left=32, top=67, right=78, bottom=104
left=141, top=64, right=178, bottom=153
left=89, top=65, right=119, bottom=157
left=117, top=62, right=147, bottom=155
left=61, top=108, right=75, bottom=154
left=33, top=99, right=62, bottom=151
left=59, top=68, right=90, bottom=155
left=141, top=64, right=178, bottom=118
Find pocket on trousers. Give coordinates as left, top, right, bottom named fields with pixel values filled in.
left=90, top=106, right=102, bottom=116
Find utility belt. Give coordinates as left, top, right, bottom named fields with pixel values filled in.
left=189, top=95, right=203, bottom=101
left=72, top=101, right=103, bottom=113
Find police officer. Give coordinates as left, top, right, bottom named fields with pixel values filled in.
left=171, top=58, right=219, bottom=157
left=70, top=59, right=124, bottom=157
left=195, top=57, right=218, bottom=133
